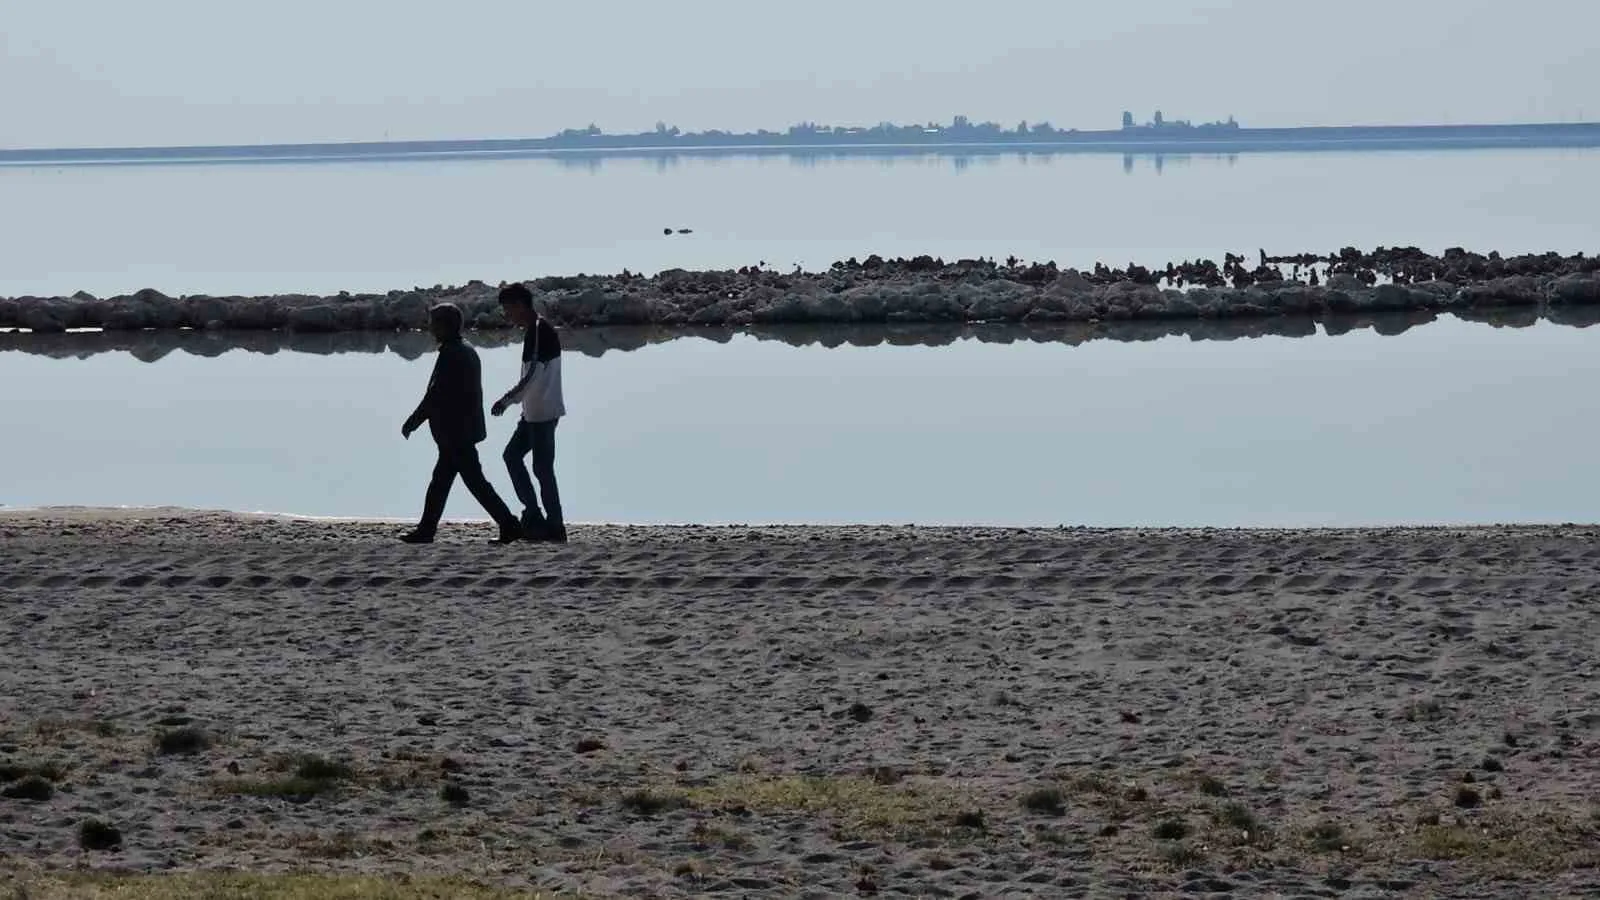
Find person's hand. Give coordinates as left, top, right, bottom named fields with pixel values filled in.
left=491, top=398, right=507, bottom=417
left=401, top=421, right=416, bottom=440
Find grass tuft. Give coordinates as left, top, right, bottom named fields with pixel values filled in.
left=78, top=819, right=123, bottom=851
left=1, top=774, right=54, bottom=801
left=214, top=754, right=357, bottom=801
left=0, top=760, right=70, bottom=783
left=1305, top=821, right=1347, bottom=853
left=951, top=809, right=986, bottom=830
left=293, top=755, right=353, bottom=781
left=620, top=789, right=689, bottom=817
left=1153, top=818, right=1190, bottom=840
left=1020, top=786, right=1066, bottom=816
left=154, top=727, right=211, bottom=756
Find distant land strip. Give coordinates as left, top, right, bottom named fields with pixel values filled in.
left=2, top=247, right=1596, bottom=335
left=3, top=119, right=1599, bottom=167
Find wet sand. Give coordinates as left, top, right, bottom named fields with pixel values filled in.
left=2, top=510, right=1597, bottom=897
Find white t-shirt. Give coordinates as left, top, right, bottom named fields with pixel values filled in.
left=506, top=318, right=566, bottom=422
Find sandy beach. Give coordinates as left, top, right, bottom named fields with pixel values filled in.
left=2, top=509, right=1597, bottom=898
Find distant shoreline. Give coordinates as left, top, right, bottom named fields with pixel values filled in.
left=3, top=121, right=1599, bottom=167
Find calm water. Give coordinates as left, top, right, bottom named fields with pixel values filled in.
left=4, top=315, right=1598, bottom=527
left=1, top=149, right=1597, bottom=298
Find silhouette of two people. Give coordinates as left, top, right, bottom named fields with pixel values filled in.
left=400, top=303, right=523, bottom=544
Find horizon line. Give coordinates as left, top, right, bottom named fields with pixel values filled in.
left=4, top=115, right=1600, bottom=156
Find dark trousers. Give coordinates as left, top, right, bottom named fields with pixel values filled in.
left=503, top=419, right=563, bottom=528
left=419, top=442, right=519, bottom=534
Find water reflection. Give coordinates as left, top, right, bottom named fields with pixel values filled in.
left=3, top=308, right=1596, bottom=365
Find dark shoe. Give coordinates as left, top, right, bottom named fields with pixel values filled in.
left=490, top=524, right=526, bottom=545
left=539, top=524, right=568, bottom=544
left=400, top=529, right=435, bottom=544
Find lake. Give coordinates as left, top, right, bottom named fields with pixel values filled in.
left=4, top=312, right=1598, bottom=527
left=4, top=146, right=1596, bottom=526
left=1, top=148, right=1596, bottom=299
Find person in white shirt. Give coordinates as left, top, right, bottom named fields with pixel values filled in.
left=490, top=283, right=567, bottom=542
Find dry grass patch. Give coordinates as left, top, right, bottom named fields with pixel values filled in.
left=1399, top=809, right=1600, bottom=874
left=0, top=760, right=71, bottom=782
left=689, top=820, right=755, bottom=851
left=154, top=726, right=212, bottom=756
left=0, top=871, right=564, bottom=899
left=212, top=753, right=358, bottom=800
left=683, top=774, right=973, bottom=838
left=211, top=751, right=442, bottom=801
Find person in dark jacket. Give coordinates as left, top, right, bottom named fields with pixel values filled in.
left=400, top=304, right=524, bottom=544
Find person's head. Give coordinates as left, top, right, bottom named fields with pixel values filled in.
left=428, top=303, right=464, bottom=343
left=498, top=282, right=536, bottom=327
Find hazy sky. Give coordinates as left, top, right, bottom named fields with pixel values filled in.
left=4, top=0, right=1596, bottom=148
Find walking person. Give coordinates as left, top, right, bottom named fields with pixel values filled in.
left=400, top=303, right=524, bottom=544
left=491, top=283, right=567, bottom=542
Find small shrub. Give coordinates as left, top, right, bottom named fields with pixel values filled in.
left=79, top=819, right=122, bottom=851
left=868, top=766, right=902, bottom=786
left=1306, top=821, right=1346, bottom=853
left=1195, top=774, right=1228, bottom=796
left=1125, top=785, right=1150, bottom=802
left=1, top=775, right=54, bottom=801
left=952, top=809, right=986, bottom=830
left=574, top=737, right=606, bottom=754
left=621, top=789, right=688, bottom=817
left=1153, top=818, right=1190, bottom=840
left=294, top=755, right=353, bottom=781
left=1162, top=842, right=1207, bottom=867
left=227, top=777, right=340, bottom=800
left=1021, top=786, right=1065, bottom=816
left=440, top=783, right=470, bottom=806
left=1215, top=802, right=1261, bottom=834
left=155, top=727, right=211, bottom=756
left=1454, top=786, right=1482, bottom=808
left=1481, top=756, right=1504, bottom=773
left=0, top=761, right=69, bottom=783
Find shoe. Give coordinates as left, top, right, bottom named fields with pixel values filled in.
left=400, top=529, right=435, bottom=544
left=539, top=525, right=568, bottom=544
left=490, top=525, right=525, bottom=545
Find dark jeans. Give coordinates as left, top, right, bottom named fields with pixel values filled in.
left=503, top=418, right=563, bottom=529
left=419, top=442, right=519, bottom=534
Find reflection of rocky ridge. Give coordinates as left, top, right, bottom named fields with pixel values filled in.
left=2, top=248, right=1598, bottom=336
left=4, top=309, right=1598, bottom=364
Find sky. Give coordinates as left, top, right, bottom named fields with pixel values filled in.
left=3, top=0, right=1597, bottom=148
